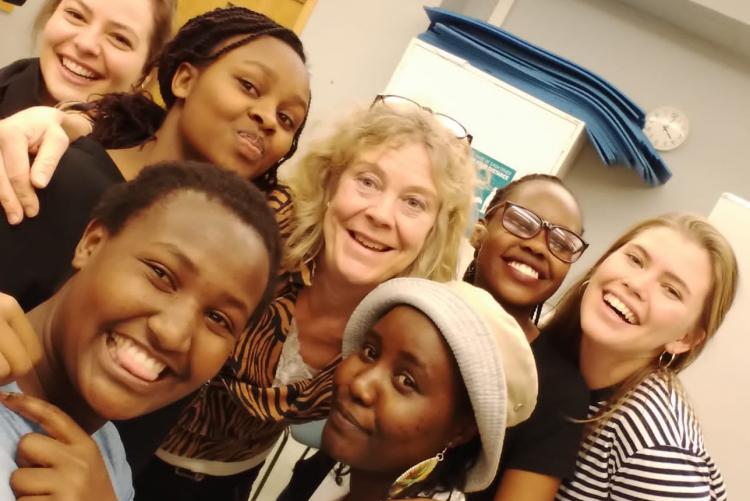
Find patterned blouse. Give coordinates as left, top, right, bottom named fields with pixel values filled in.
left=159, top=185, right=341, bottom=462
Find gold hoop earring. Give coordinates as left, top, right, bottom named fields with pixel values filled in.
left=658, top=351, right=677, bottom=370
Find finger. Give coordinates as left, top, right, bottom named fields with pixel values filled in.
left=30, top=125, right=69, bottom=189
left=10, top=466, right=58, bottom=496
left=0, top=294, right=43, bottom=375
left=0, top=393, right=88, bottom=445
left=0, top=151, right=23, bottom=224
left=0, top=126, right=36, bottom=218
left=16, top=432, right=69, bottom=468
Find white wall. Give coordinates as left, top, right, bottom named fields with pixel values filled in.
left=0, top=2, right=44, bottom=66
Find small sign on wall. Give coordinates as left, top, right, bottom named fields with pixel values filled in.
left=473, top=148, right=516, bottom=218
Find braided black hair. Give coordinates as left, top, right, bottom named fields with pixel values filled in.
left=91, top=6, right=309, bottom=191
left=463, top=174, right=574, bottom=324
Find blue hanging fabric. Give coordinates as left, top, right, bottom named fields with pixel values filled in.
left=421, top=7, right=671, bottom=185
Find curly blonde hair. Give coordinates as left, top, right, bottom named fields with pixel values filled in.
left=284, top=105, right=476, bottom=281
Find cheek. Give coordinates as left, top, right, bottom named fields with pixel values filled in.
left=105, top=49, right=148, bottom=85
left=400, top=215, right=437, bottom=253
left=188, top=333, right=234, bottom=381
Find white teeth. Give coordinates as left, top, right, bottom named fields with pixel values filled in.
left=603, top=293, right=637, bottom=324
left=112, top=334, right=167, bottom=376
left=352, top=232, right=388, bottom=251
left=508, top=260, right=539, bottom=279
left=61, top=57, right=98, bottom=79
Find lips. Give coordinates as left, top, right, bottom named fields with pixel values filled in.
left=59, top=55, right=102, bottom=81
left=349, top=231, right=392, bottom=252
left=237, top=131, right=265, bottom=161
left=106, top=332, right=170, bottom=382
left=502, top=255, right=546, bottom=281
left=332, top=403, right=371, bottom=435
left=603, top=292, right=640, bottom=325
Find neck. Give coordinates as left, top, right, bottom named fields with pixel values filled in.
left=107, top=108, right=190, bottom=181
left=307, top=261, right=376, bottom=318
left=21, top=294, right=106, bottom=434
left=474, top=278, right=539, bottom=342
left=346, top=468, right=399, bottom=501
left=579, top=335, right=649, bottom=390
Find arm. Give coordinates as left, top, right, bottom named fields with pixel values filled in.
left=0, top=106, right=91, bottom=223
left=493, top=469, right=560, bottom=501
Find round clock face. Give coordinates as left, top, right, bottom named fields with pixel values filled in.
left=644, top=106, right=690, bottom=152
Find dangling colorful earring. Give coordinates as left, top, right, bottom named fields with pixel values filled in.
left=388, top=447, right=447, bottom=498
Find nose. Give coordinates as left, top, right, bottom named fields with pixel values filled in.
left=248, top=98, right=276, bottom=133
left=146, top=298, right=198, bottom=354
left=364, top=194, right=396, bottom=228
left=622, top=270, right=650, bottom=301
left=349, top=367, right=379, bottom=408
left=73, top=26, right=102, bottom=57
left=519, top=229, right=547, bottom=258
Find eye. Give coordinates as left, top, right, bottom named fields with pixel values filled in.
left=145, top=261, right=176, bottom=291
left=663, top=283, right=683, bottom=301
left=403, top=196, right=427, bottom=212
left=359, top=343, right=378, bottom=362
left=394, top=373, right=418, bottom=392
left=238, top=78, right=259, bottom=97
left=63, top=8, right=86, bottom=23
left=355, top=175, right=379, bottom=191
left=110, top=33, right=134, bottom=50
left=626, top=252, right=643, bottom=267
left=207, top=310, right=234, bottom=335
left=277, top=112, right=295, bottom=131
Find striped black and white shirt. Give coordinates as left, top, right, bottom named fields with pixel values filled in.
left=556, top=374, right=726, bottom=500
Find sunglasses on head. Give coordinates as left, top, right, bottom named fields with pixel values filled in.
left=486, top=201, right=588, bottom=263
left=371, top=94, right=473, bottom=144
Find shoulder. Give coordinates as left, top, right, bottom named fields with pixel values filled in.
left=92, top=422, right=134, bottom=501
left=0, top=58, right=43, bottom=117
left=0, top=58, right=38, bottom=84
left=532, top=335, right=589, bottom=416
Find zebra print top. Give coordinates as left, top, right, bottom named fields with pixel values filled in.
left=556, top=373, right=727, bottom=501
left=159, top=184, right=339, bottom=463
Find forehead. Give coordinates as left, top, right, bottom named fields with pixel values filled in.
left=504, top=180, right=582, bottom=232
left=624, top=227, right=712, bottom=292
left=372, top=305, right=452, bottom=367
left=211, top=35, right=311, bottom=104
left=64, top=0, right=155, bottom=37
left=353, top=142, right=436, bottom=190
left=112, top=192, right=269, bottom=292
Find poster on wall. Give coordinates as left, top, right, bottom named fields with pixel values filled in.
left=472, top=149, right=516, bottom=220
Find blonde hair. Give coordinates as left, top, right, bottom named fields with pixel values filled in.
left=284, top=105, right=476, bottom=281
left=546, top=213, right=738, bottom=429
left=34, top=0, right=176, bottom=73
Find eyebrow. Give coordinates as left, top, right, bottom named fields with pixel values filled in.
left=71, top=0, right=139, bottom=38
left=631, top=243, right=692, bottom=295
left=354, top=161, right=439, bottom=200
left=239, top=60, right=309, bottom=110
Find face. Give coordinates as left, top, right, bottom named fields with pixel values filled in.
left=474, top=180, right=582, bottom=308
left=56, top=192, right=270, bottom=421
left=321, top=142, right=439, bottom=288
left=172, top=36, right=310, bottom=180
left=39, top=0, right=154, bottom=103
left=323, top=306, right=475, bottom=474
left=580, top=226, right=711, bottom=362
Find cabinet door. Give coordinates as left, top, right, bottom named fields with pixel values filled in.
left=175, top=0, right=316, bottom=33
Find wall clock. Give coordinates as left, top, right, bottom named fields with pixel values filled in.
left=644, top=106, right=689, bottom=151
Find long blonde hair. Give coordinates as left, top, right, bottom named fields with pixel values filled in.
left=545, top=213, right=738, bottom=425
left=283, top=105, right=475, bottom=281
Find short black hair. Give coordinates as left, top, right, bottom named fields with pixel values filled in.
left=91, top=161, right=281, bottom=326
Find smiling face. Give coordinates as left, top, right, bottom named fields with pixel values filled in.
left=474, top=180, right=582, bottom=309
left=320, top=141, right=439, bottom=288
left=54, top=191, right=270, bottom=421
left=171, top=36, right=310, bottom=180
left=322, top=305, right=474, bottom=475
left=39, top=0, right=155, bottom=104
left=580, top=226, right=711, bottom=363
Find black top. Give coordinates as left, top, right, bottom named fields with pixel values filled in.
left=466, top=334, right=588, bottom=500
left=0, top=136, right=124, bottom=311
left=0, top=58, right=45, bottom=118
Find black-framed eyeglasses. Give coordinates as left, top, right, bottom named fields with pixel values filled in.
left=487, top=201, right=588, bottom=263
left=372, top=94, right=473, bottom=144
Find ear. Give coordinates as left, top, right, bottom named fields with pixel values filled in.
left=171, top=62, right=200, bottom=100
left=448, top=416, right=479, bottom=448
left=664, top=327, right=706, bottom=355
left=71, top=221, right=109, bottom=271
left=469, top=219, right=488, bottom=250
